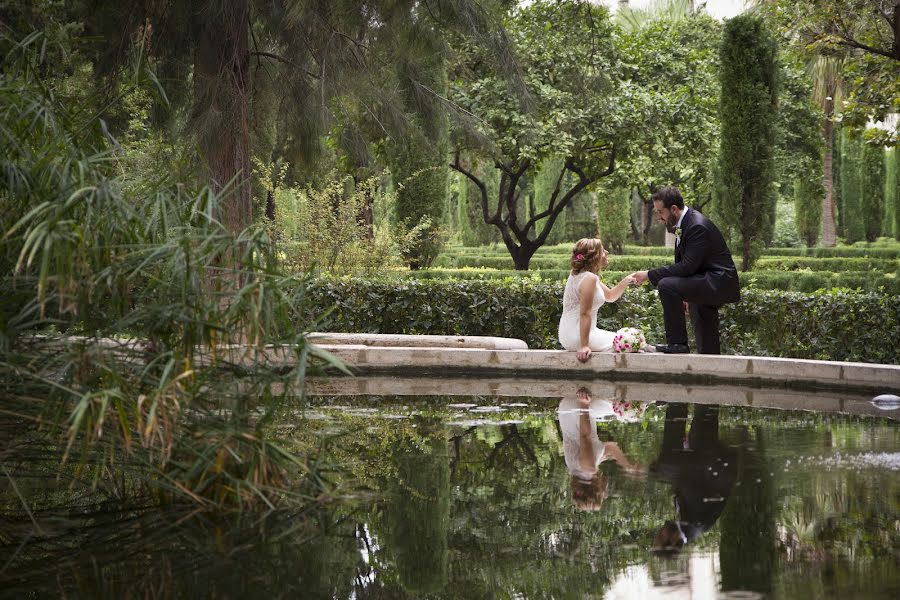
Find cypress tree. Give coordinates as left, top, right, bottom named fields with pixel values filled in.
left=861, top=140, right=885, bottom=242
left=794, top=177, right=823, bottom=247
left=714, top=15, right=779, bottom=270
left=833, top=123, right=844, bottom=238
left=389, top=54, right=450, bottom=268
left=841, top=130, right=865, bottom=243
left=888, top=148, right=900, bottom=240
left=597, top=186, right=631, bottom=253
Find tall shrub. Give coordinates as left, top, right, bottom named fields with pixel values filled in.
left=888, top=148, right=900, bottom=240
left=840, top=129, right=865, bottom=243
left=389, top=57, right=449, bottom=268
left=794, top=177, right=823, bottom=247
left=833, top=123, right=844, bottom=237
left=861, top=140, right=885, bottom=242
left=715, top=15, right=779, bottom=270
left=597, top=186, right=631, bottom=253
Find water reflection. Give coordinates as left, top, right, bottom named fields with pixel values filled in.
left=558, top=387, right=646, bottom=511
left=650, top=404, right=736, bottom=553
left=2, top=389, right=898, bottom=599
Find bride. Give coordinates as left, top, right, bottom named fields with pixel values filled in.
left=558, top=238, right=637, bottom=362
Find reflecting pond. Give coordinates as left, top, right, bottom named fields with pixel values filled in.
left=2, top=383, right=898, bottom=599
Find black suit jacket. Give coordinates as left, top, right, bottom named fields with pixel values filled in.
left=647, top=208, right=740, bottom=306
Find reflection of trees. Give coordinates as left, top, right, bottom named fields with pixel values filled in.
left=381, top=417, right=450, bottom=596
left=0, top=505, right=360, bottom=599
left=442, top=417, right=667, bottom=597
left=719, top=427, right=777, bottom=595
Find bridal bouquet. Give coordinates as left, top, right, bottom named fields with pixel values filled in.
left=612, top=327, right=647, bottom=353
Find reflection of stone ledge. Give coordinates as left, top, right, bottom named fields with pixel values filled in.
left=304, top=376, right=895, bottom=420
left=307, top=345, right=900, bottom=395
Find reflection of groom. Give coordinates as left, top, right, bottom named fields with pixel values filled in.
left=632, top=186, right=740, bottom=354
left=649, top=403, right=736, bottom=553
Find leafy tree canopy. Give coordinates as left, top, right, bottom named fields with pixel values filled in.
left=759, top=0, right=899, bottom=143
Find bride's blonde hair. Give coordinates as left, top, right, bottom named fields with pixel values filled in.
left=570, top=238, right=605, bottom=275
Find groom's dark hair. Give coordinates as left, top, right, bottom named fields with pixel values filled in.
left=652, top=186, right=684, bottom=209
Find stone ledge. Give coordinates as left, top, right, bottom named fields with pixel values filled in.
left=306, top=332, right=527, bottom=350
left=309, top=345, right=900, bottom=394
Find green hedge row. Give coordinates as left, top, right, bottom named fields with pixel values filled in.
left=404, top=269, right=900, bottom=294
left=304, top=278, right=899, bottom=364
left=434, top=254, right=900, bottom=274
left=441, top=244, right=900, bottom=259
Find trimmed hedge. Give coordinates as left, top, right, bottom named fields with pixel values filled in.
left=304, top=278, right=899, bottom=364
left=435, top=254, right=900, bottom=273
left=404, top=269, right=900, bottom=294
left=440, top=244, right=900, bottom=259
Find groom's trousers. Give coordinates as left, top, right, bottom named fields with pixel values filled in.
left=657, top=275, right=721, bottom=354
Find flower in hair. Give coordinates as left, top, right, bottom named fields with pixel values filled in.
left=575, top=253, right=584, bottom=261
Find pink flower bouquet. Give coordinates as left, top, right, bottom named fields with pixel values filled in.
left=612, top=327, right=647, bottom=353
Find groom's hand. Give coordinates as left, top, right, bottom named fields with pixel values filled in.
left=632, top=271, right=649, bottom=284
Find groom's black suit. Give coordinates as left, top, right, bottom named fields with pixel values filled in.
left=648, top=208, right=739, bottom=354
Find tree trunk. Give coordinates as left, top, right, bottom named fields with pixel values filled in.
left=821, top=98, right=837, bottom=246
left=193, top=1, right=252, bottom=235
left=509, top=241, right=537, bottom=270
left=265, top=190, right=276, bottom=221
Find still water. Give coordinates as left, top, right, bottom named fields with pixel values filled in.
left=2, top=384, right=898, bottom=599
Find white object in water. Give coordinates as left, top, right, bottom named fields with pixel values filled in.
left=871, top=394, right=900, bottom=410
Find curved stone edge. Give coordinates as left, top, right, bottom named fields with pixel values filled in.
left=308, top=346, right=900, bottom=394
left=306, top=332, right=528, bottom=350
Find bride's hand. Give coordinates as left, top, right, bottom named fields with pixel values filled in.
left=577, top=346, right=592, bottom=362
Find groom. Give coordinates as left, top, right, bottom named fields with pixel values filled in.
left=632, top=186, right=740, bottom=354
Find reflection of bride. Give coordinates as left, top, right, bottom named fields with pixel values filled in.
left=557, top=388, right=646, bottom=511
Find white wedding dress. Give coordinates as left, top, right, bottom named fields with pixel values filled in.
left=558, top=271, right=616, bottom=351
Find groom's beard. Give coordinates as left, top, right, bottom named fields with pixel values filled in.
left=664, top=215, right=678, bottom=233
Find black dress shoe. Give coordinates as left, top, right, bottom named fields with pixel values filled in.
left=655, top=343, right=690, bottom=354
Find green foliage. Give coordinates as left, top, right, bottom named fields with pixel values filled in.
left=834, top=123, right=845, bottom=236
left=387, top=50, right=450, bottom=269
left=888, top=148, right=900, bottom=240
left=794, top=177, right=824, bottom=247
left=407, top=269, right=900, bottom=295
left=715, top=15, right=780, bottom=271
left=774, top=198, right=802, bottom=248
left=305, top=278, right=899, bottom=363
left=614, top=12, right=722, bottom=205
left=840, top=129, right=865, bottom=242
left=452, top=165, right=501, bottom=246
left=269, top=174, right=405, bottom=277
left=0, top=30, right=327, bottom=511
left=760, top=0, right=899, bottom=144
left=860, top=139, right=886, bottom=242
left=596, top=186, right=631, bottom=253
left=433, top=253, right=899, bottom=274
left=449, top=0, right=648, bottom=268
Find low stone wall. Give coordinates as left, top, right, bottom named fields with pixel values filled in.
left=307, top=345, right=900, bottom=396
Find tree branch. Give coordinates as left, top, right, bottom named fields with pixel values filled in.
left=833, top=34, right=899, bottom=61
left=451, top=150, right=499, bottom=226
left=249, top=51, right=319, bottom=78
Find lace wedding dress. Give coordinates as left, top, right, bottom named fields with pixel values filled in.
left=558, top=271, right=616, bottom=351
